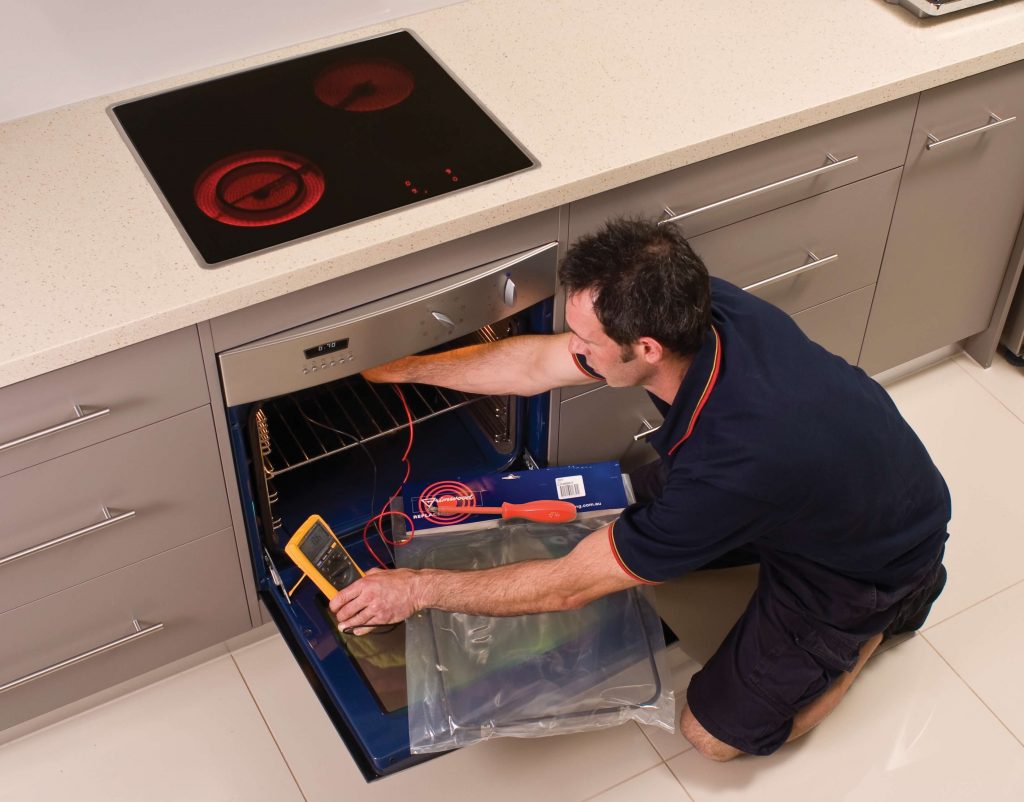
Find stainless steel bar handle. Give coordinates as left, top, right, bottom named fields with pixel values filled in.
left=742, top=251, right=839, bottom=292
left=0, top=619, right=164, bottom=694
left=925, top=114, right=1016, bottom=151
left=0, top=404, right=110, bottom=453
left=633, top=418, right=662, bottom=442
left=659, top=154, right=859, bottom=226
left=0, top=506, right=136, bottom=568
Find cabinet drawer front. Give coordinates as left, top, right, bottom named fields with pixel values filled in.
left=792, top=286, right=875, bottom=366
left=861, top=60, right=1024, bottom=375
left=0, top=407, right=230, bottom=613
left=556, top=385, right=662, bottom=471
left=0, top=327, right=208, bottom=478
left=690, top=169, right=901, bottom=315
left=0, top=528, right=250, bottom=730
left=568, top=95, right=916, bottom=243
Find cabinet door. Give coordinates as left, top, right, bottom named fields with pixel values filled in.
left=0, top=528, right=249, bottom=730
left=860, top=60, right=1024, bottom=375
left=792, top=286, right=875, bottom=366
left=568, top=96, right=916, bottom=243
left=0, top=328, right=208, bottom=478
left=556, top=385, right=662, bottom=471
left=688, top=169, right=901, bottom=315
left=0, top=407, right=231, bottom=613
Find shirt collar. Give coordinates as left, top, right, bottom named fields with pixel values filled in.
left=649, top=325, right=722, bottom=458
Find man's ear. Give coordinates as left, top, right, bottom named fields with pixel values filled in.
left=637, top=337, right=665, bottom=364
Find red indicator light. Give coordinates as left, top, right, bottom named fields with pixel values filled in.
left=444, top=168, right=452, bottom=175
left=451, top=176, right=459, bottom=183
left=404, top=180, right=412, bottom=187
left=411, top=188, right=418, bottom=194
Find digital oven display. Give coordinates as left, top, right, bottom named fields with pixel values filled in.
left=303, top=339, right=349, bottom=360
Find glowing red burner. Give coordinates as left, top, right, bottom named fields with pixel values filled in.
left=194, top=150, right=325, bottom=227
left=314, top=57, right=415, bottom=112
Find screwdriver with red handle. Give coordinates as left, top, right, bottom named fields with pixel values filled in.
left=432, top=498, right=578, bottom=523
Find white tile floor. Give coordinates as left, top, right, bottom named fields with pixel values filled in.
left=3, top=353, right=1024, bottom=802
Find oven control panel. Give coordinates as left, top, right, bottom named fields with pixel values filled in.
left=219, top=241, right=557, bottom=406
left=302, top=338, right=355, bottom=376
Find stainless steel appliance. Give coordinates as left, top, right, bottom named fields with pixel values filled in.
left=218, top=240, right=559, bottom=778
left=886, top=0, right=1006, bottom=17
left=110, top=30, right=534, bottom=266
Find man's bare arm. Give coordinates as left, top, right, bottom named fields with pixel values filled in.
left=329, top=524, right=642, bottom=631
left=362, top=332, right=596, bottom=396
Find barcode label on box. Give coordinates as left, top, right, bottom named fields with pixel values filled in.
left=555, top=475, right=586, bottom=500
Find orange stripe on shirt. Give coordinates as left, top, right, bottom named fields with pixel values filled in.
left=607, top=524, right=660, bottom=585
left=572, top=352, right=601, bottom=379
left=668, top=326, right=722, bottom=457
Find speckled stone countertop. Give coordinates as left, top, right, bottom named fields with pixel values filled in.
left=3, top=0, right=1024, bottom=389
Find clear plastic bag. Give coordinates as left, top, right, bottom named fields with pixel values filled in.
left=397, top=513, right=675, bottom=753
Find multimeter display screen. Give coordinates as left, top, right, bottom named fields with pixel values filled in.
left=300, top=524, right=331, bottom=560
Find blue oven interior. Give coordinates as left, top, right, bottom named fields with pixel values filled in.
left=225, top=300, right=553, bottom=780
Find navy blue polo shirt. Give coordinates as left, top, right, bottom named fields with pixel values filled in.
left=601, top=277, right=950, bottom=588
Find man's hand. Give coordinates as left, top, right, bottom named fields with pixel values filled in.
left=329, top=568, right=421, bottom=635
left=361, top=356, right=416, bottom=385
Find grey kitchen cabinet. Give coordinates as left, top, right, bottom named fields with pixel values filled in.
left=689, top=169, right=902, bottom=317
left=0, top=406, right=232, bottom=613
left=0, top=528, right=250, bottom=731
left=568, top=95, right=916, bottom=243
left=0, top=326, right=252, bottom=733
left=860, top=60, right=1024, bottom=375
left=557, top=99, right=914, bottom=466
left=0, top=328, right=209, bottom=479
left=792, top=286, right=876, bottom=366
left=556, top=385, right=662, bottom=472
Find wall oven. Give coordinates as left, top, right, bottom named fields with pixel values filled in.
left=217, top=239, right=558, bottom=779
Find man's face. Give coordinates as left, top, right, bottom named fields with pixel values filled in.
left=565, top=290, right=652, bottom=388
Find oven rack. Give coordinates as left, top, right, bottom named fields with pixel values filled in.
left=255, top=378, right=512, bottom=479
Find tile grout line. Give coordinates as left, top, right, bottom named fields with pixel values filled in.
left=579, top=760, right=695, bottom=802
left=920, top=633, right=1024, bottom=752
left=579, top=763, right=661, bottom=802
left=919, top=575, right=1024, bottom=635
left=228, top=653, right=310, bottom=802
left=950, top=356, right=1024, bottom=427
left=637, top=723, right=695, bottom=761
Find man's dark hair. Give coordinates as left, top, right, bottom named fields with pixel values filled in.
left=558, top=218, right=712, bottom=356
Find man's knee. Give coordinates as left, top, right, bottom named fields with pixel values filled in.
left=680, top=705, right=742, bottom=762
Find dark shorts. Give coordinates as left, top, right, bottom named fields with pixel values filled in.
left=628, top=460, right=948, bottom=756
left=685, top=550, right=946, bottom=756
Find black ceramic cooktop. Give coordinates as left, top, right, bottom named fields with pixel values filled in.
left=112, top=31, right=534, bottom=266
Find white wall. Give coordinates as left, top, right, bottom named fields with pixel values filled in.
left=0, top=0, right=460, bottom=123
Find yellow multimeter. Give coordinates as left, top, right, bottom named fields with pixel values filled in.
left=284, top=515, right=364, bottom=599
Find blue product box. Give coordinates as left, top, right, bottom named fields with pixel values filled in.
left=401, top=461, right=632, bottom=532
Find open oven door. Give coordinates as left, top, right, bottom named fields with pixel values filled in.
left=219, top=243, right=559, bottom=779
